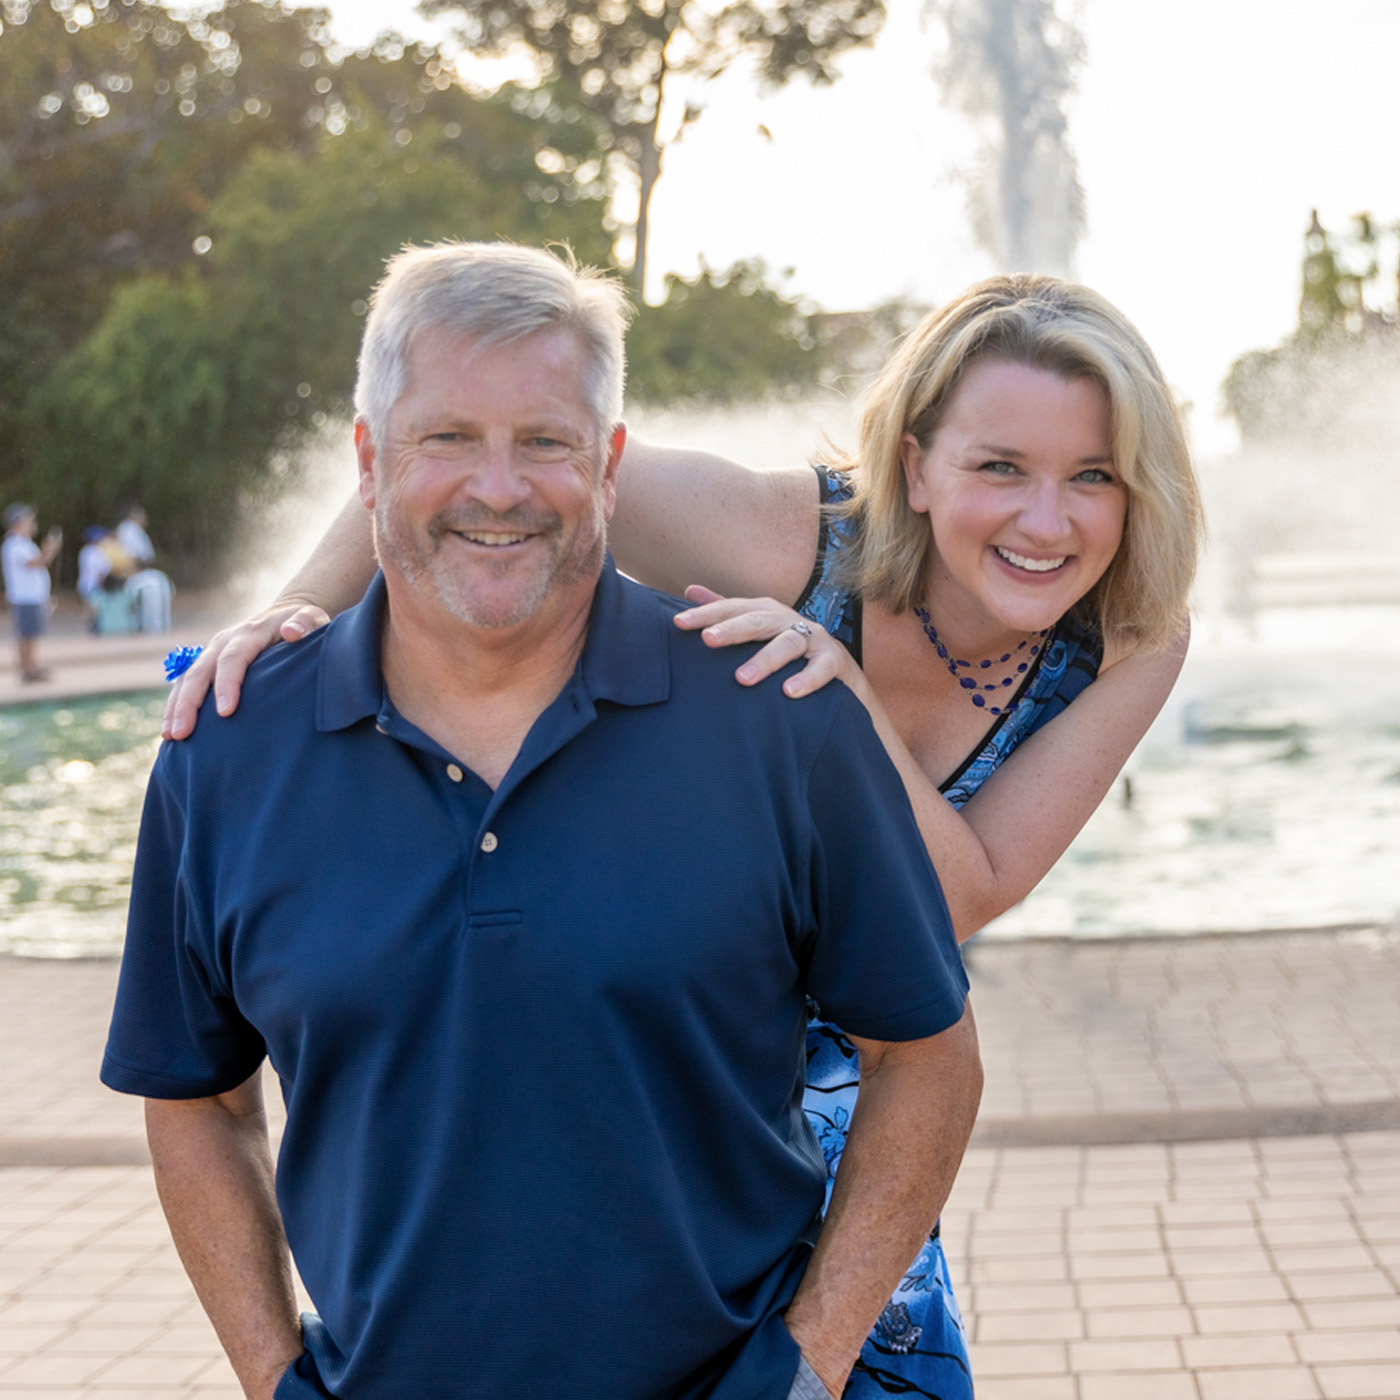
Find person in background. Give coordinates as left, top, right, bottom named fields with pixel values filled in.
left=97, top=529, right=138, bottom=586
left=2, top=503, right=62, bottom=683
left=116, top=504, right=155, bottom=567
left=77, top=526, right=115, bottom=632
left=113, top=504, right=174, bottom=632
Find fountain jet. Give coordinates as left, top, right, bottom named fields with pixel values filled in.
left=926, top=0, right=1085, bottom=276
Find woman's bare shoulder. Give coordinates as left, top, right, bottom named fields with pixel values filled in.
left=1099, top=617, right=1190, bottom=679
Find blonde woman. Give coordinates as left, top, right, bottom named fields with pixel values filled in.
left=167, top=274, right=1203, bottom=1399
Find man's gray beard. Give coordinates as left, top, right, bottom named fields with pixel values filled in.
left=375, top=499, right=607, bottom=630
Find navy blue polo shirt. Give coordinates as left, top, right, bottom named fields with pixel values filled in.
left=103, top=561, right=968, bottom=1400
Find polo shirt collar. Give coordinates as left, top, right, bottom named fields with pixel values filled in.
left=578, top=553, right=671, bottom=709
left=317, top=573, right=390, bottom=732
left=317, top=555, right=670, bottom=734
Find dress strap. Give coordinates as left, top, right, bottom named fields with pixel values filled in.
left=793, top=467, right=863, bottom=659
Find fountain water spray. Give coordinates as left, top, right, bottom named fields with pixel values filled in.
left=925, top=0, right=1085, bottom=275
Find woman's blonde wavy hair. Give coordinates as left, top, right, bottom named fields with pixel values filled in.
left=832, top=274, right=1203, bottom=651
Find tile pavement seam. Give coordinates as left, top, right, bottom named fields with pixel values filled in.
left=0, top=1140, right=150, bottom=1168
left=3, top=1102, right=1397, bottom=1164
left=972, top=1100, right=1400, bottom=1149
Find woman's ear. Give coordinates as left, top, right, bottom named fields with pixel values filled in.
left=902, top=432, right=930, bottom=514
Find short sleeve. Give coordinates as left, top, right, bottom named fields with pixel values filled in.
left=802, top=690, right=968, bottom=1043
left=101, top=752, right=266, bottom=1099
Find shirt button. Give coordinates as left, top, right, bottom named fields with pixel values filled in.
left=446, top=763, right=464, bottom=783
left=480, top=831, right=499, bottom=853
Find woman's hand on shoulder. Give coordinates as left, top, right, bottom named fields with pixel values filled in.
left=674, top=585, right=865, bottom=701
left=162, top=601, right=330, bottom=740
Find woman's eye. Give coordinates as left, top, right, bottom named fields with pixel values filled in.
left=979, top=459, right=1019, bottom=476
left=1075, top=467, right=1116, bottom=485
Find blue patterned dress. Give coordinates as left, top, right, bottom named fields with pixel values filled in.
left=795, top=467, right=1102, bottom=1398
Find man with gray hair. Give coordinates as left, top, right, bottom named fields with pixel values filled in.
left=103, top=242, right=980, bottom=1400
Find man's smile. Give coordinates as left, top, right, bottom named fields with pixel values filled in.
left=454, top=530, right=533, bottom=547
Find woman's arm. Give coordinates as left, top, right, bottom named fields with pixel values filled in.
left=610, top=440, right=819, bottom=604
left=278, top=491, right=378, bottom=616
left=947, top=632, right=1188, bottom=934
left=165, top=441, right=823, bottom=738
left=682, top=592, right=1189, bottom=941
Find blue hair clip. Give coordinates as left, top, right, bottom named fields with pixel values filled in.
left=164, top=645, right=203, bottom=682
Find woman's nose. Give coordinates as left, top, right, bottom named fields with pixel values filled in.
left=1018, top=481, right=1071, bottom=542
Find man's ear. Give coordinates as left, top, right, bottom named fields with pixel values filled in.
left=355, top=419, right=378, bottom=510
left=600, top=423, right=626, bottom=521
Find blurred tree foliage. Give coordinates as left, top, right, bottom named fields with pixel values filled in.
left=1222, top=210, right=1400, bottom=444
left=629, top=259, right=817, bottom=404
left=1, top=0, right=825, bottom=580
left=30, top=96, right=609, bottom=566
left=422, top=0, right=886, bottom=289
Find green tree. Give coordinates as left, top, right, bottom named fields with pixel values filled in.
left=419, top=0, right=887, bottom=290
left=2, top=0, right=616, bottom=574
left=628, top=258, right=823, bottom=403
left=1298, top=209, right=1352, bottom=339
left=1223, top=210, right=1400, bottom=443
left=4, top=0, right=846, bottom=578
left=0, top=0, right=360, bottom=495
left=35, top=272, right=237, bottom=560
left=1295, top=209, right=1391, bottom=340
left=36, top=94, right=608, bottom=576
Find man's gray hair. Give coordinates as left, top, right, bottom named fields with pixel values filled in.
left=354, top=242, right=633, bottom=451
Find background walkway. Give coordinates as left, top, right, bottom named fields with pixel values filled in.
left=0, top=929, right=1396, bottom=1397
left=0, top=595, right=230, bottom=709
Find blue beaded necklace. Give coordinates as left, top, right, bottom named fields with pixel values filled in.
left=913, top=605, right=1048, bottom=715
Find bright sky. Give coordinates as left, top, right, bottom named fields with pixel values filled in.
left=310, top=0, right=1400, bottom=454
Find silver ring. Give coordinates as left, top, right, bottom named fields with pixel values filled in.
left=788, top=620, right=813, bottom=638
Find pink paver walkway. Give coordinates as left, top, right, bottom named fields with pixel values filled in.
left=0, top=928, right=1396, bottom=1398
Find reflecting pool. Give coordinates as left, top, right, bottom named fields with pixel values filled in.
left=1, top=692, right=164, bottom=958
left=2, top=622, right=1399, bottom=956
left=985, top=640, right=1400, bottom=938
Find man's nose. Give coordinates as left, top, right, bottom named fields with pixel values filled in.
left=465, top=444, right=533, bottom=511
